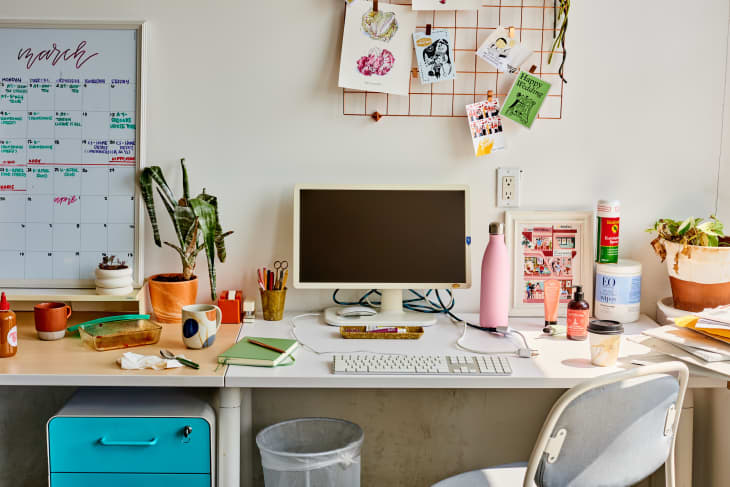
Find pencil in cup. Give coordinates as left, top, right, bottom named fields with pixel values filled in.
left=259, top=287, right=287, bottom=321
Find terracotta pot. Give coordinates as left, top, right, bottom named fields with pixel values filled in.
left=662, top=239, right=730, bottom=312
left=148, top=274, right=198, bottom=324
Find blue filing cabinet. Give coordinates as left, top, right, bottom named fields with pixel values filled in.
left=47, top=389, right=216, bottom=487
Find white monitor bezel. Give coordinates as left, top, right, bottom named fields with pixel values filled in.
left=293, top=184, right=472, bottom=290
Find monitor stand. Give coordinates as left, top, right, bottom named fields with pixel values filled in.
left=324, top=289, right=437, bottom=327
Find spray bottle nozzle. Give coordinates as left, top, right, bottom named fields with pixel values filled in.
left=572, top=285, right=584, bottom=301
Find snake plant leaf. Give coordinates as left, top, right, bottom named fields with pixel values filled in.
left=197, top=192, right=228, bottom=262
left=189, top=197, right=219, bottom=300
left=175, top=204, right=197, bottom=251
left=156, top=187, right=186, bottom=247
left=140, top=166, right=176, bottom=247
left=181, top=158, right=190, bottom=200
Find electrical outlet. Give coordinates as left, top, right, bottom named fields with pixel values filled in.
left=497, top=167, right=522, bottom=207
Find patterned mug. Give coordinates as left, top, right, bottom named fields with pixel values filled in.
left=182, top=304, right=222, bottom=349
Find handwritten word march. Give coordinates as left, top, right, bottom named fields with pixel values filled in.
left=17, top=41, right=99, bottom=70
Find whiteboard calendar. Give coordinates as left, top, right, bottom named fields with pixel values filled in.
left=0, top=22, right=145, bottom=287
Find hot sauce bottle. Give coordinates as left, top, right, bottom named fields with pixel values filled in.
left=567, top=285, right=590, bottom=341
left=0, top=292, right=17, bottom=357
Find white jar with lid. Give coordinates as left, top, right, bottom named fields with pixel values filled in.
left=594, top=259, right=642, bottom=323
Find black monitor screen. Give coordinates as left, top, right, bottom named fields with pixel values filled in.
left=298, top=189, right=467, bottom=284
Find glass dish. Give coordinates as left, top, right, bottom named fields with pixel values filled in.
left=78, top=320, right=162, bottom=351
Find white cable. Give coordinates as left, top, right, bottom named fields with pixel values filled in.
left=454, top=321, right=538, bottom=357
left=289, top=313, right=404, bottom=356
left=290, top=313, right=537, bottom=358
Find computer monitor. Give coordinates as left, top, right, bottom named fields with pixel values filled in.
left=293, top=185, right=471, bottom=326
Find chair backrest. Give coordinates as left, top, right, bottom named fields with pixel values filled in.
left=523, top=362, right=688, bottom=487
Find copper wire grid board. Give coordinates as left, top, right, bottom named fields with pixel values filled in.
left=340, top=326, right=425, bottom=339
left=342, top=0, right=565, bottom=119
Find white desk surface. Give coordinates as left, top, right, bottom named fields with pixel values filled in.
left=224, top=313, right=728, bottom=389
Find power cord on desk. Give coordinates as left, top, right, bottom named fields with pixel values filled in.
left=336, top=288, right=537, bottom=357
left=301, top=289, right=540, bottom=358
left=289, top=313, right=410, bottom=356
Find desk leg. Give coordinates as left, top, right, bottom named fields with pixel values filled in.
left=674, top=388, right=694, bottom=487
left=240, top=388, right=253, bottom=486
left=217, top=388, right=247, bottom=487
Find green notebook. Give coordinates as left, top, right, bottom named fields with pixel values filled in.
left=218, top=337, right=298, bottom=367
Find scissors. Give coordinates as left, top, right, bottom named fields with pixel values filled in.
left=274, top=260, right=289, bottom=290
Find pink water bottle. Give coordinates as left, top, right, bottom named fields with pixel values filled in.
left=480, top=222, right=510, bottom=329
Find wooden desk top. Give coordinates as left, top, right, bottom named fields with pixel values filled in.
left=0, top=312, right=239, bottom=387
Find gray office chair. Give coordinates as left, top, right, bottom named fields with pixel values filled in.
left=433, top=361, right=689, bottom=487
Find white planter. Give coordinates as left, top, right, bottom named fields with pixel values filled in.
left=95, top=267, right=133, bottom=296
left=661, top=239, right=730, bottom=311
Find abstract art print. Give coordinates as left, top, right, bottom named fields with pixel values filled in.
left=413, top=29, right=455, bottom=84
left=339, top=0, right=416, bottom=96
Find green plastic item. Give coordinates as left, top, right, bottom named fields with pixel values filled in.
left=67, top=314, right=151, bottom=333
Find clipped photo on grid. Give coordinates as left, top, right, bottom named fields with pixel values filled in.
left=413, top=29, right=455, bottom=84
left=338, top=0, right=416, bottom=96
left=476, top=26, right=532, bottom=74
left=465, top=98, right=505, bottom=157
left=501, top=70, right=551, bottom=129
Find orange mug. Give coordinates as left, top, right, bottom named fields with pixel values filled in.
left=34, top=302, right=71, bottom=341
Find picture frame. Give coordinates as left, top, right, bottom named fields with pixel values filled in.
left=505, top=210, right=593, bottom=317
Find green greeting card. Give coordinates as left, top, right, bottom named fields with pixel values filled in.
left=501, top=71, right=551, bottom=128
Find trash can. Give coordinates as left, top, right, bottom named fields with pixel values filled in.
left=256, top=417, right=364, bottom=487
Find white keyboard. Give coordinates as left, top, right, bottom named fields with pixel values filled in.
left=332, top=354, right=512, bottom=376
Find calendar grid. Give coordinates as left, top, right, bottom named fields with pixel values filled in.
left=0, top=26, right=140, bottom=284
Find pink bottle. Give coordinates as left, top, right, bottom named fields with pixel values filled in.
left=480, top=222, right=510, bottom=329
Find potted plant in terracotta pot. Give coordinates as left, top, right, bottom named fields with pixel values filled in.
left=648, top=216, right=730, bottom=312
left=95, top=255, right=133, bottom=296
left=140, top=158, right=233, bottom=323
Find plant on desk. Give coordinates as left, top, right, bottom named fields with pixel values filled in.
left=648, top=215, right=730, bottom=312
left=140, top=158, right=233, bottom=323
left=94, top=255, right=133, bottom=296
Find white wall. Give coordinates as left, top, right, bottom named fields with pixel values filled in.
left=1, top=1, right=729, bottom=486
left=5, top=0, right=726, bottom=314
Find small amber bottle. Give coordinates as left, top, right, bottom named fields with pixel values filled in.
left=0, top=292, right=17, bottom=357
left=567, top=285, right=590, bottom=341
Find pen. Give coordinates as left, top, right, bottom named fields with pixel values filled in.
left=281, top=269, right=288, bottom=289
left=247, top=338, right=286, bottom=354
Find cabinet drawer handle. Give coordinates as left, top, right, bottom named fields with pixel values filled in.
left=98, top=436, right=158, bottom=447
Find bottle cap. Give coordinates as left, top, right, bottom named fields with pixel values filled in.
left=489, top=222, right=504, bottom=235
left=0, top=292, right=8, bottom=312
left=573, top=285, right=584, bottom=301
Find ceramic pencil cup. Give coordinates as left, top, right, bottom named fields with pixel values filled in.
left=260, top=288, right=287, bottom=321
left=182, top=304, right=222, bottom=349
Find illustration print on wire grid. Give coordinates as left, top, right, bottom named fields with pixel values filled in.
left=356, top=48, right=395, bottom=76
left=413, top=30, right=455, bottom=84
left=339, top=1, right=416, bottom=95
left=361, top=9, right=398, bottom=42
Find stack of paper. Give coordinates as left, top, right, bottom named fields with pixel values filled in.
left=642, top=325, right=730, bottom=363
left=674, top=313, right=730, bottom=345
